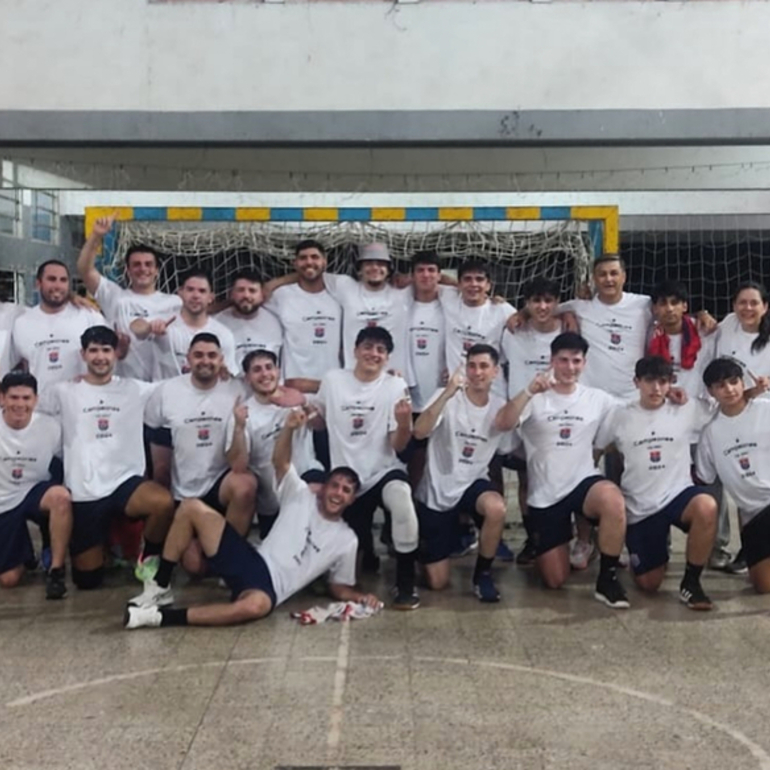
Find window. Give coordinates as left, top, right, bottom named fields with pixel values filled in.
left=31, top=189, right=58, bottom=244
left=0, top=164, right=19, bottom=237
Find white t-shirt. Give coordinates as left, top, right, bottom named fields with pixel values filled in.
left=0, top=412, right=61, bottom=512
left=416, top=388, right=507, bottom=511
left=0, top=303, right=24, bottom=376
left=151, top=316, right=239, bottom=380
left=696, top=399, right=770, bottom=526
left=264, top=283, right=342, bottom=382
left=39, top=377, right=155, bottom=503
left=440, top=289, right=515, bottom=398
left=12, top=304, right=106, bottom=393
left=716, top=313, right=770, bottom=396
left=598, top=400, right=714, bottom=524
left=144, top=375, right=243, bottom=500
left=518, top=384, right=619, bottom=508
left=659, top=328, right=716, bottom=401
left=215, top=307, right=283, bottom=372
left=407, top=298, right=446, bottom=412
left=323, top=273, right=411, bottom=377
left=502, top=326, right=561, bottom=399
left=258, top=465, right=357, bottom=606
left=94, top=277, right=181, bottom=381
left=313, top=368, right=408, bottom=494
left=225, top=396, right=321, bottom=516
left=562, top=293, right=652, bottom=399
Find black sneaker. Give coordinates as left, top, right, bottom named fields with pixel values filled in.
left=679, top=580, right=713, bottom=611
left=391, top=587, right=420, bottom=611
left=516, top=538, right=537, bottom=567
left=45, top=568, right=67, bottom=600
left=726, top=549, right=748, bottom=575
left=594, top=573, right=630, bottom=609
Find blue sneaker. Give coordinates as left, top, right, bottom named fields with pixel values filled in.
left=40, top=547, right=52, bottom=572
left=450, top=531, right=478, bottom=558
left=473, top=572, right=500, bottom=603
left=496, top=541, right=515, bottom=562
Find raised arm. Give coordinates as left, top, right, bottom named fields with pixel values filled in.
left=413, top=364, right=464, bottom=440
left=130, top=315, right=176, bottom=341
left=495, top=370, right=552, bottom=431
left=390, top=396, right=413, bottom=453
left=226, top=396, right=250, bottom=473
left=272, top=408, right=306, bottom=485
left=77, top=214, right=116, bottom=296
left=263, top=272, right=299, bottom=301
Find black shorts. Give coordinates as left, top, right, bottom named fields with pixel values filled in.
left=527, top=475, right=605, bottom=556
left=71, top=476, right=145, bottom=556
left=417, top=479, right=495, bottom=564
left=208, top=522, right=277, bottom=607
left=499, top=452, right=527, bottom=473
left=343, top=468, right=409, bottom=545
left=0, top=482, right=53, bottom=574
left=741, top=504, right=770, bottom=569
left=197, top=472, right=229, bottom=515
left=626, top=486, right=706, bottom=575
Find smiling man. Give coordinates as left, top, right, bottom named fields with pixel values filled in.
left=77, top=214, right=181, bottom=381
left=11, top=260, right=106, bottom=393
left=38, top=326, right=174, bottom=590
left=311, top=326, right=420, bottom=609
left=414, top=344, right=511, bottom=602
left=125, top=410, right=379, bottom=629
left=597, top=356, right=717, bottom=609
left=496, top=332, right=630, bottom=608
left=0, top=372, right=71, bottom=599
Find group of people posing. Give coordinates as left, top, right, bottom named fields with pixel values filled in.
left=1, top=212, right=770, bottom=632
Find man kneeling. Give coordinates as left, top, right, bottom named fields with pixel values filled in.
left=125, top=409, right=379, bottom=628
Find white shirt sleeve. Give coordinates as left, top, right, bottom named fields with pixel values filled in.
left=143, top=384, right=165, bottom=428
left=93, top=278, right=122, bottom=324
left=36, top=384, right=61, bottom=417
left=322, top=273, right=356, bottom=302
left=327, top=541, right=358, bottom=588
left=276, top=463, right=306, bottom=503
left=695, top=434, right=717, bottom=485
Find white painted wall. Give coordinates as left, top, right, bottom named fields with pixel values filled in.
left=3, top=0, right=770, bottom=111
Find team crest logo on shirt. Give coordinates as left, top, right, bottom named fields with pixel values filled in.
left=610, top=333, right=622, bottom=345
left=48, top=350, right=59, bottom=363
left=416, top=337, right=427, bottom=350
left=11, top=468, right=23, bottom=480
left=97, top=417, right=109, bottom=431
left=462, top=444, right=475, bottom=458
left=198, top=428, right=210, bottom=441
left=463, top=340, right=472, bottom=351
left=739, top=456, right=751, bottom=470
left=352, top=416, right=364, bottom=430
left=367, top=320, right=378, bottom=328
left=559, top=427, right=571, bottom=440
left=650, top=450, right=661, bottom=463
left=314, top=326, right=325, bottom=338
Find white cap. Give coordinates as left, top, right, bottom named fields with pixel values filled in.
left=357, top=242, right=392, bottom=264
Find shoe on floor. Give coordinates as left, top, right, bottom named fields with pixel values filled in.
left=473, top=572, right=501, bottom=603
left=679, top=580, right=713, bottom=611
left=570, top=538, right=597, bottom=571
left=594, top=574, right=630, bottom=609
left=391, top=587, right=420, bottom=611
left=516, top=538, right=537, bottom=567
left=708, top=549, right=733, bottom=571
left=128, top=579, right=174, bottom=608
left=496, top=541, right=515, bottom=562
left=124, top=604, right=162, bottom=630
left=450, top=531, right=479, bottom=558
left=45, top=568, right=67, bottom=600
left=725, top=550, right=748, bottom=575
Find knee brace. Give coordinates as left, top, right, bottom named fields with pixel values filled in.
left=381, top=479, right=419, bottom=553
left=72, top=566, right=105, bottom=590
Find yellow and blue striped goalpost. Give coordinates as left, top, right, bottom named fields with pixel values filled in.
left=84, top=204, right=619, bottom=299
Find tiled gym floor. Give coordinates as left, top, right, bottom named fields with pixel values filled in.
left=1, top=525, right=768, bottom=770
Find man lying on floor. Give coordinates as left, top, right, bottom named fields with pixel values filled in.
left=124, top=409, right=380, bottom=629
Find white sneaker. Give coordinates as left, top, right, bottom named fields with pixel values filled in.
left=124, top=604, right=162, bottom=630
left=128, top=579, right=174, bottom=608
left=570, top=538, right=597, bottom=571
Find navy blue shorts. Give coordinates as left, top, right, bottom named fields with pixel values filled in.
left=208, top=522, right=277, bottom=607
left=741, top=503, right=770, bottom=569
left=71, top=475, right=145, bottom=556
left=527, top=475, right=605, bottom=556
left=0, top=482, right=54, bottom=574
left=417, top=479, right=495, bottom=564
left=626, top=486, right=707, bottom=575
left=198, top=472, right=229, bottom=515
